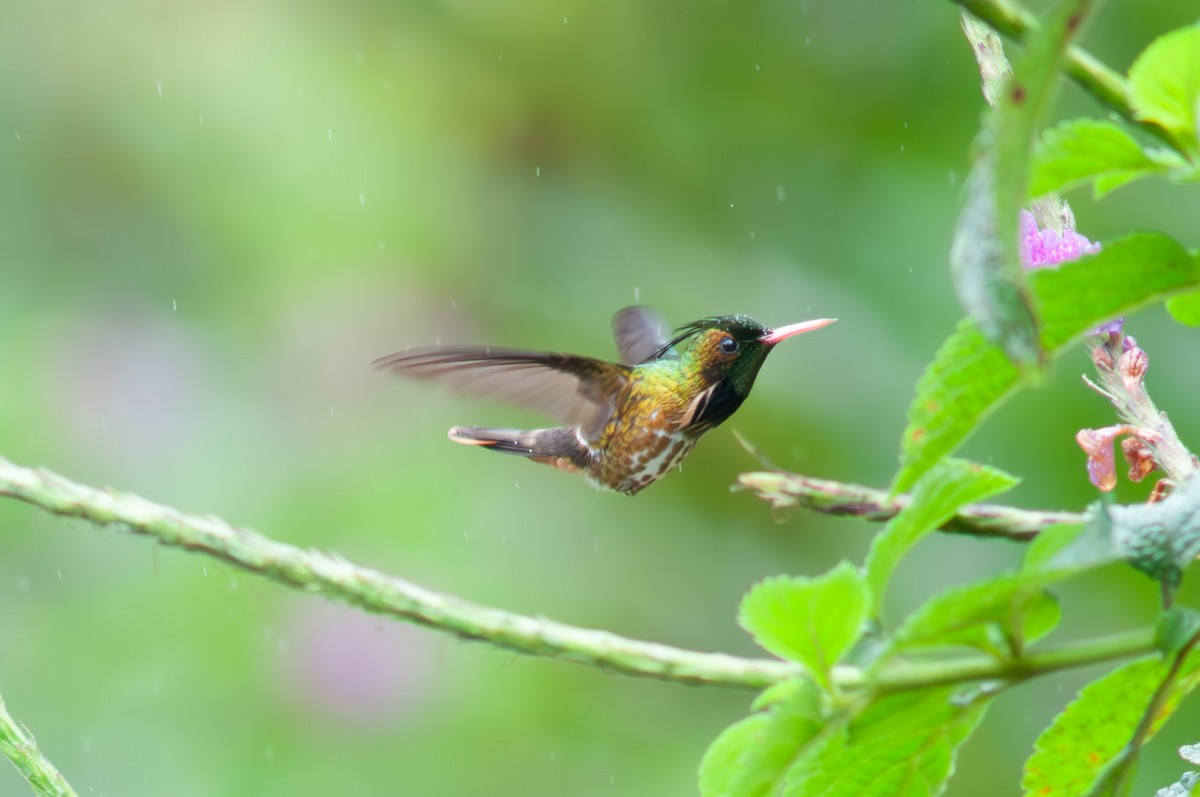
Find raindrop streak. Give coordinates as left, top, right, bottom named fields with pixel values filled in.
left=776, top=185, right=787, bottom=202
left=198, top=115, right=205, bottom=126
left=359, top=192, right=366, bottom=207
left=328, top=128, right=334, bottom=144
left=535, top=165, right=541, bottom=177
left=329, top=407, right=336, bottom=419
left=172, top=298, right=177, bottom=312
left=156, top=80, right=163, bottom=97
left=633, top=286, right=640, bottom=302
left=14, top=132, right=21, bottom=142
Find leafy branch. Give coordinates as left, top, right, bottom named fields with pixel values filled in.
left=0, top=454, right=1156, bottom=695
left=953, top=0, right=1187, bottom=152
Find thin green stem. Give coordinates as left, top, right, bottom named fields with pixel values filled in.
left=953, top=0, right=1185, bottom=152
left=837, top=627, right=1157, bottom=693
left=736, top=470, right=1082, bottom=540
left=0, top=455, right=795, bottom=691
left=0, top=692, right=78, bottom=797
left=0, top=455, right=1151, bottom=695
left=1087, top=630, right=1200, bottom=795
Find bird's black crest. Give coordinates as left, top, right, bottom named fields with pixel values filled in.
left=647, top=314, right=768, bottom=361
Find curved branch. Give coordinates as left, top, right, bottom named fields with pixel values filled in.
left=0, top=455, right=1152, bottom=698
left=0, top=456, right=796, bottom=691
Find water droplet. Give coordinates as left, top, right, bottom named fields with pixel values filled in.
left=198, top=114, right=205, bottom=126
left=776, top=185, right=786, bottom=202
left=13, top=132, right=20, bottom=142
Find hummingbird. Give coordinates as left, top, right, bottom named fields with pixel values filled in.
left=374, top=307, right=835, bottom=495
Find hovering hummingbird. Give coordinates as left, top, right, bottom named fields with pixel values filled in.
left=374, top=307, right=835, bottom=495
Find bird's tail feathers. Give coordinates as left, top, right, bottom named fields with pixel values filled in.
left=448, top=426, right=591, bottom=474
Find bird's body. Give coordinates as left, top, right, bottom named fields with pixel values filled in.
left=374, top=307, right=833, bottom=494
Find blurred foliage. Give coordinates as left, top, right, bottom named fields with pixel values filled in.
left=1, top=0, right=1199, bottom=795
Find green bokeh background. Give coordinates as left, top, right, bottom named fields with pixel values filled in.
left=3, top=1, right=1199, bottom=794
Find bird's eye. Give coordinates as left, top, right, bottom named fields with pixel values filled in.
left=719, top=337, right=739, bottom=354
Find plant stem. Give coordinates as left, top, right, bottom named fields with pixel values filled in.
left=0, top=455, right=795, bottom=691
left=0, top=455, right=1151, bottom=695
left=736, top=470, right=1081, bottom=540
left=0, top=692, right=78, bottom=797
left=837, top=627, right=1157, bottom=693
left=952, top=0, right=1185, bottom=152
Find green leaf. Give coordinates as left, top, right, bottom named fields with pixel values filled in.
left=699, top=682, right=826, bottom=797
left=1035, top=233, right=1196, bottom=348
left=894, top=233, right=1200, bottom=493
left=1022, top=519, right=1118, bottom=579
left=1129, top=25, right=1200, bottom=155
left=1166, top=289, right=1200, bottom=326
left=891, top=574, right=1060, bottom=656
left=893, top=321, right=1017, bottom=493
left=783, top=686, right=991, bottom=797
left=1030, top=118, right=1170, bottom=198
left=865, top=459, right=1017, bottom=618
left=1022, top=651, right=1200, bottom=797
left=739, top=563, right=867, bottom=690
left=951, top=0, right=1095, bottom=368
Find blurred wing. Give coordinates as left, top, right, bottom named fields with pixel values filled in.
left=373, top=346, right=630, bottom=438
left=611, top=306, right=673, bottom=365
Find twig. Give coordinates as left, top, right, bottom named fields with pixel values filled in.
left=0, top=455, right=1159, bottom=706
left=952, top=0, right=1185, bottom=152
left=0, top=692, right=78, bottom=797
left=735, top=470, right=1081, bottom=541
left=0, top=455, right=796, bottom=691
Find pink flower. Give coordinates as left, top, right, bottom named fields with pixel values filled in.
left=1018, top=210, right=1118, bottom=335
left=1018, top=210, right=1101, bottom=269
